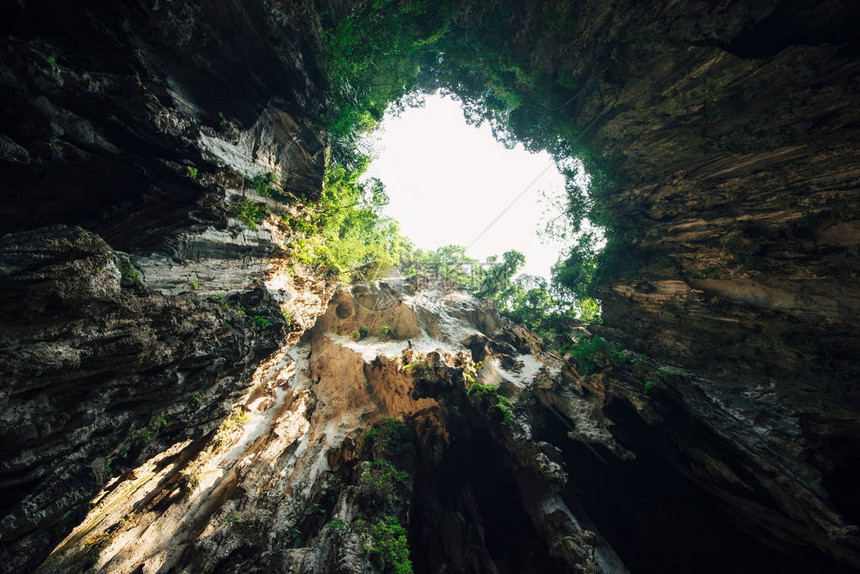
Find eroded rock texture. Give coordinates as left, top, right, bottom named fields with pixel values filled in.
left=497, top=3, right=860, bottom=568
left=0, top=0, right=333, bottom=570
left=30, top=283, right=629, bottom=574
left=1, top=1, right=859, bottom=573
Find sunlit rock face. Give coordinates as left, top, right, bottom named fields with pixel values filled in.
left=0, top=1, right=331, bottom=570
left=1, top=1, right=859, bottom=573
left=28, top=282, right=626, bottom=574
left=0, top=224, right=336, bottom=572
left=21, top=281, right=858, bottom=574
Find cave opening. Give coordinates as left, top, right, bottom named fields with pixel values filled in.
left=362, top=91, right=569, bottom=281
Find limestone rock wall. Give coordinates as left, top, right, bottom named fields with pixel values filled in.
left=1, top=1, right=859, bottom=573
left=0, top=0, right=333, bottom=570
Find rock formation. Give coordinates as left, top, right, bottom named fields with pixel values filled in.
left=1, top=1, right=858, bottom=573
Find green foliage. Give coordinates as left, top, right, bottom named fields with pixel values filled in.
left=401, top=362, right=420, bottom=373
left=282, top=160, right=412, bottom=282
left=466, top=382, right=496, bottom=399
left=327, top=518, right=349, bottom=535
left=656, top=368, right=676, bottom=380
left=408, top=244, right=478, bottom=284
left=249, top=172, right=277, bottom=197
left=251, top=315, right=271, bottom=332
left=218, top=111, right=229, bottom=130
left=103, top=459, right=113, bottom=482
left=361, top=459, right=412, bottom=491
left=281, top=308, right=293, bottom=323
left=380, top=324, right=392, bottom=337
left=209, top=294, right=247, bottom=317
left=122, top=266, right=140, bottom=279
left=186, top=166, right=198, bottom=180
left=236, top=199, right=268, bottom=230
left=317, top=475, right=342, bottom=498
left=644, top=380, right=657, bottom=395
left=357, top=458, right=413, bottom=511
left=224, top=513, right=242, bottom=523
left=467, top=383, right=514, bottom=425
left=46, top=55, right=61, bottom=76
left=366, top=516, right=413, bottom=574
left=565, top=336, right=626, bottom=375
left=351, top=326, right=371, bottom=341
left=493, top=396, right=515, bottom=426
left=317, top=0, right=451, bottom=169
left=366, top=417, right=413, bottom=459
left=288, top=527, right=302, bottom=544
left=552, top=231, right=599, bottom=301
left=135, top=427, right=153, bottom=446
left=399, top=244, right=601, bottom=334
left=473, top=250, right=525, bottom=301
left=189, top=279, right=198, bottom=290
left=190, top=395, right=201, bottom=410
left=222, top=409, right=250, bottom=432
left=313, top=1, right=615, bottom=307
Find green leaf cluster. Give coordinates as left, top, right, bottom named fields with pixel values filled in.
left=236, top=199, right=268, bottom=230
left=251, top=315, right=271, bottom=332
left=467, top=383, right=515, bottom=426
left=565, top=336, right=627, bottom=375
left=312, top=1, right=621, bottom=307
left=249, top=172, right=278, bottom=197
left=282, top=159, right=414, bottom=282
left=398, top=245, right=602, bottom=333
left=366, top=515, right=413, bottom=574
left=318, top=0, right=451, bottom=169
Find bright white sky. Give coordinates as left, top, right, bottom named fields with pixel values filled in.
left=363, top=93, right=569, bottom=280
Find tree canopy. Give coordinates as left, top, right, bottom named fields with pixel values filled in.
left=301, top=0, right=613, bottom=330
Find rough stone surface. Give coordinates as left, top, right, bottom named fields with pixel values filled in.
left=0, top=1, right=332, bottom=570
left=30, top=283, right=626, bottom=574
left=1, top=1, right=859, bottom=573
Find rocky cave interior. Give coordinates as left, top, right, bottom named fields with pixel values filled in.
left=1, top=1, right=859, bottom=573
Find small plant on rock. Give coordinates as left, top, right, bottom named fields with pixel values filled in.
left=656, top=368, right=676, bottom=380
left=251, top=315, right=271, bottom=331
left=122, top=266, right=140, bottom=279
left=565, top=336, right=626, bottom=375
left=46, top=55, right=61, bottom=76
left=365, top=515, right=413, bottom=574
left=249, top=172, right=277, bottom=197
left=327, top=518, right=349, bottom=536
left=467, top=383, right=515, bottom=426
left=236, top=199, right=268, bottom=230
left=288, top=527, right=302, bottom=545
left=351, top=326, right=369, bottom=341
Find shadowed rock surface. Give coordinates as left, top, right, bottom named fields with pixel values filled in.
left=1, top=0, right=859, bottom=573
